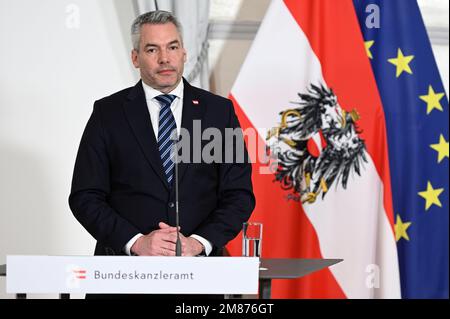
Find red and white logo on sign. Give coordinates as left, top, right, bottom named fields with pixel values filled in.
left=73, top=269, right=87, bottom=280
left=66, top=264, right=87, bottom=288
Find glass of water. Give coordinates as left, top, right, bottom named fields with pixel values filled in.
left=242, top=222, right=263, bottom=257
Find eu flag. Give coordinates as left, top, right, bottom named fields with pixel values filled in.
left=354, top=0, right=449, bottom=298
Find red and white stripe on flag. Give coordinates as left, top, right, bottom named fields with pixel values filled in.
left=307, top=130, right=327, bottom=158
left=227, top=0, right=401, bottom=298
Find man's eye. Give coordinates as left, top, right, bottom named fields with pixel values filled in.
left=169, top=46, right=178, bottom=50
left=147, top=48, right=156, bottom=53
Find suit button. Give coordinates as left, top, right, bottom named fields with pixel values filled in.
left=168, top=202, right=175, bottom=208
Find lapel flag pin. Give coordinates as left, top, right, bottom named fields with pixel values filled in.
left=192, top=100, right=199, bottom=105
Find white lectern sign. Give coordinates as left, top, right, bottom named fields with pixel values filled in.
left=7, top=256, right=259, bottom=294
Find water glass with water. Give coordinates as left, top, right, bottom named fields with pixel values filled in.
left=242, top=222, right=263, bottom=258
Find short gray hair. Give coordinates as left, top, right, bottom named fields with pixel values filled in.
left=131, top=10, right=183, bottom=51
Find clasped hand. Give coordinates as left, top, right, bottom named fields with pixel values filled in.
left=130, top=222, right=203, bottom=256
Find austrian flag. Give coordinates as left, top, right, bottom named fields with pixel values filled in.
left=226, top=0, right=402, bottom=298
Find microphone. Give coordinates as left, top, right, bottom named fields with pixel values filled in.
left=172, top=130, right=182, bottom=257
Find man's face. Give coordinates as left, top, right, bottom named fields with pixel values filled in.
left=132, top=23, right=186, bottom=93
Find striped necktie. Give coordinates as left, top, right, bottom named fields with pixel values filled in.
left=155, top=94, right=177, bottom=186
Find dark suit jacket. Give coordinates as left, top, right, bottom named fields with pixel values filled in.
left=69, top=79, right=255, bottom=256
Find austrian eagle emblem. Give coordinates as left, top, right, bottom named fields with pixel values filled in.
left=266, top=84, right=368, bottom=204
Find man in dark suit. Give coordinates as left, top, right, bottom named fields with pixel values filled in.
left=69, top=10, right=255, bottom=260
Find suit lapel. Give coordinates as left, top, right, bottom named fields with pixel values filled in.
left=178, top=79, right=206, bottom=183
left=122, top=81, right=170, bottom=190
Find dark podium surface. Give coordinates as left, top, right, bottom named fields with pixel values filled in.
left=0, top=258, right=342, bottom=299
left=260, top=258, right=341, bottom=279
left=258, top=258, right=342, bottom=298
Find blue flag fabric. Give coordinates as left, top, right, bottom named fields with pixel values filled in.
left=353, top=0, right=449, bottom=298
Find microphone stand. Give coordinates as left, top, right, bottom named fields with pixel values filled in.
left=173, top=130, right=182, bottom=257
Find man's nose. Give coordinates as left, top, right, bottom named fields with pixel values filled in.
left=158, top=50, right=169, bottom=64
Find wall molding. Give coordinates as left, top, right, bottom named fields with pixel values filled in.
left=208, top=20, right=260, bottom=40
left=427, top=26, right=450, bottom=45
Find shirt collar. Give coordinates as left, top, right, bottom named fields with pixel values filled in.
left=142, top=79, right=184, bottom=102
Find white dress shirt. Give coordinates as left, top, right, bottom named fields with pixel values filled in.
left=124, top=80, right=213, bottom=256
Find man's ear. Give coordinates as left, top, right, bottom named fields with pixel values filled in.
left=131, top=49, right=139, bottom=68
left=183, top=49, right=187, bottom=63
